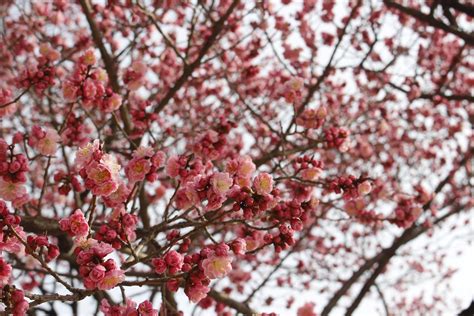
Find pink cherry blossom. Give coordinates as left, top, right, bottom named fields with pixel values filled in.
left=297, top=302, right=316, bottom=316
left=253, top=173, right=274, bottom=195
left=201, top=254, right=233, bottom=279
left=98, top=269, right=125, bottom=290
left=211, top=172, right=233, bottom=195
left=185, top=283, right=210, bottom=303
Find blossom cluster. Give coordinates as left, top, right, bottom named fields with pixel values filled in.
left=125, top=146, right=166, bottom=184
left=296, top=106, right=327, bottom=129
left=26, top=235, right=60, bottom=263
left=62, top=50, right=122, bottom=112
left=28, top=126, right=60, bottom=156
left=391, top=197, right=423, bottom=228
left=95, top=208, right=138, bottom=249
left=75, top=140, right=121, bottom=197
left=327, top=175, right=372, bottom=200
left=324, top=127, right=350, bottom=151
left=0, top=286, right=29, bottom=316
left=100, top=298, right=158, bottom=316
left=0, top=141, right=29, bottom=206
left=292, top=156, right=324, bottom=181
left=0, top=201, right=28, bottom=315
left=75, top=240, right=125, bottom=290
left=0, top=88, right=17, bottom=117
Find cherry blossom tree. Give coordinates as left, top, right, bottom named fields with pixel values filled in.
left=0, top=0, right=472, bottom=315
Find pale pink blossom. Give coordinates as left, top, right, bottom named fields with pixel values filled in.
left=97, top=269, right=125, bottom=290
left=39, top=43, right=60, bottom=61
left=0, top=179, right=27, bottom=201
left=126, top=158, right=151, bottom=183
left=82, top=49, right=96, bottom=66
left=185, top=284, right=210, bottom=303
left=75, top=140, right=101, bottom=169
left=253, top=173, right=274, bottom=195
left=166, top=155, right=181, bottom=178
left=301, top=167, right=323, bottom=181
left=211, top=172, right=233, bottom=195
left=59, top=209, right=89, bottom=237
left=202, top=254, right=233, bottom=279
left=104, top=93, right=122, bottom=113
left=0, top=257, right=12, bottom=286
left=297, top=302, right=316, bottom=316
left=36, top=128, right=60, bottom=156
left=0, top=228, right=26, bottom=254
left=358, top=181, right=372, bottom=195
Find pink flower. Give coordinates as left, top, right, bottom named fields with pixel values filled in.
left=185, top=283, right=210, bottom=303
left=39, top=43, right=60, bottom=61
left=205, top=191, right=225, bottom=211
left=358, top=181, right=372, bottom=195
left=138, top=300, right=158, bottom=316
left=124, top=61, right=147, bottom=90
left=211, top=172, right=232, bottom=195
left=97, top=269, right=125, bottom=290
left=282, top=77, right=304, bottom=103
left=62, top=82, right=78, bottom=100
left=253, top=173, right=274, bottom=195
left=164, top=250, right=183, bottom=269
left=297, top=302, right=316, bottom=316
left=87, top=161, right=113, bottom=184
left=0, top=228, right=26, bottom=254
left=201, top=254, right=233, bottom=279
left=301, top=167, right=323, bottom=181
left=59, top=209, right=89, bottom=237
left=0, top=257, right=12, bottom=285
left=126, top=158, right=151, bottom=183
left=82, top=49, right=96, bottom=66
left=104, top=93, right=122, bottom=113
left=84, top=155, right=121, bottom=197
left=75, top=140, right=100, bottom=169
left=91, top=180, right=118, bottom=197
left=100, top=299, right=138, bottom=316
left=151, top=151, right=166, bottom=168
left=0, top=179, right=27, bottom=201
left=152, top=258, right=167, bottom=274
left=88, top=264, right=106, bottom=282
left=90, top=242, right=115, bottom=258
left=11, top=289, right=29, bottom=316
left=103, top=182, right=130, bottom=208
left=230, top=238, right=247, bottom=255
left=0, top=88, right=17, bottom=117
left=166, top=155, right=181, bottom=178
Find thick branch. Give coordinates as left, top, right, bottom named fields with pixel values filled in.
left=208, top=290, right=256, bottom=315
left=384, top=0, right=474, bottom=45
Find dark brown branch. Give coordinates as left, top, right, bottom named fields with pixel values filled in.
left=384, top=0, right=474, bottom=45
left=208, top=290, right=256, bottom=315
left=322, top=149, right=472, bottom=315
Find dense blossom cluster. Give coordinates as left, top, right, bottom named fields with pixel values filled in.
left=0, top=201, right=28, bottom=315
left=125, top=146, right=166, bottom=184
left=100, top=299, right=158, bottom=316
left=327, top=175, right=372, bottom=200
left=0, top=0, right=471, bottom=315
left=76, top=140, right=121, bottom=197
left=28, top=126, right=60, bottom=156
left=75, top=240, right=125, bottom=290
left=95, top=208, right=138, bottom=249
left=391, top=197, right=423, bottom=228
left=0, top=142, right=29, bottom=206
left=63, top=50, right=122, bottom=112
